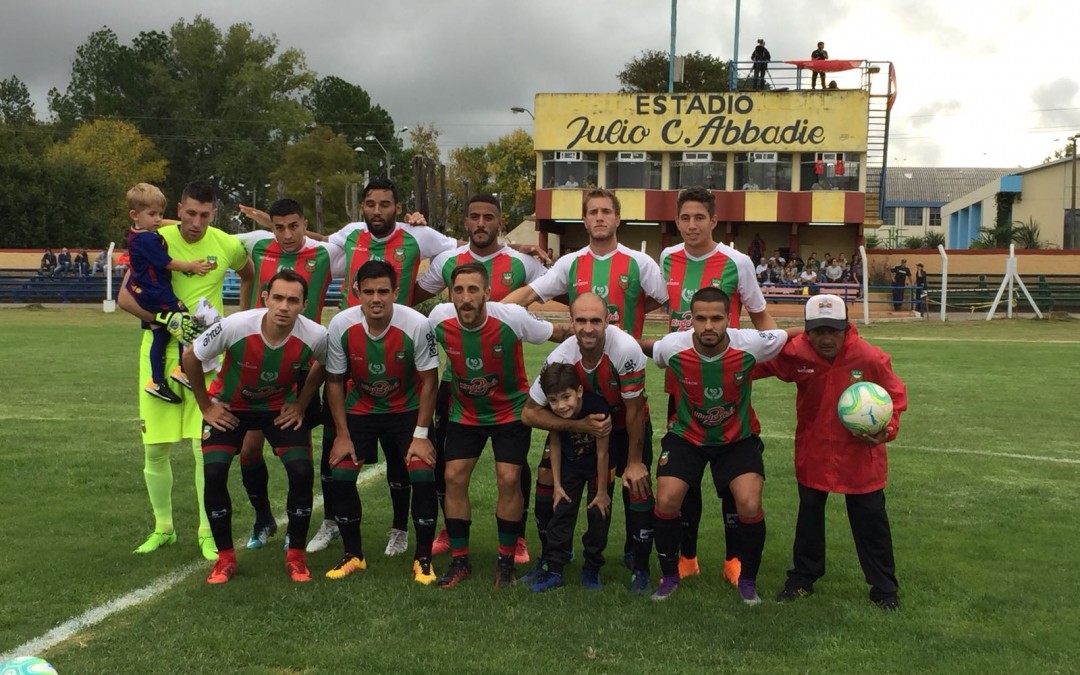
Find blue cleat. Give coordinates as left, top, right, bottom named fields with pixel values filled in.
left=529, top=570, right=564, bottom=593
left=581, top=568, right=602, bottom=590
left=629, top=570, right=651, bottom=595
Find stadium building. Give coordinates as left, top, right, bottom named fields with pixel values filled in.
left=525, top=61, right=896, bottom=261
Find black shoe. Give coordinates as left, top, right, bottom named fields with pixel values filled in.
left=874, top=595, right=900, bottom=611
left=145, top=380, right=182, bottom=404
left=775, top=584, right=814, bottom=602
left=436, top=555, right=472, bottom=589
left=494, top=556, right=516, bottom=589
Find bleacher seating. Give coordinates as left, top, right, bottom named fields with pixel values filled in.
left=0, top=268, right=112, bottom=304
left=221, top=271, right=345, bottom=306
left=759, top=282, right=861, bottom=304
left=925, top=273, right=1080, bottom=312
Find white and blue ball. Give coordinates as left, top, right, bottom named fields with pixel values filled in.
left=837, top=382, right=893, bottom=435
left=0, top=657, right=57, bottom=675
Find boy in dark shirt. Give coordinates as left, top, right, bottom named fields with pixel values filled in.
left=125, top=182, right=211, bottom=404
left=529, top=363, right=612, bottom=592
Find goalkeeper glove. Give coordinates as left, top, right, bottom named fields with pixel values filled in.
left=154, top=311, right=204, bottom=344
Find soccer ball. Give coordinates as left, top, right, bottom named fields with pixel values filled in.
left=0, top=657, right=57, bottom=675
left=837, top=382, right=893, bottom=435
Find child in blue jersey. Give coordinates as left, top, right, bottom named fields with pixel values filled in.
left=125, top=183, right=211, bottom=404
left=528, top=363, right=612, bottom=592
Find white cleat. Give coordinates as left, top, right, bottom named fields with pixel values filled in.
left=305, top=520, right=340, bottom=552
left=384, top=528, right=409, bottom=556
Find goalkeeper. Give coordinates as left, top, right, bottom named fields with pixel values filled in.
left=124, top=183, right=212, bottom=403
left=118, top=181, right=255, bottom=561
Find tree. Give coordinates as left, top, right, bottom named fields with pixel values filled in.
left=0, top=76, right=36, bottom=125
left=486, top=129, right=536, bottom=230
left=45, top=119, right=168, bottom=240
left=303, top=75, right=396, bottom=180
left=268, top=125, right=361, bottom=234
left=445, top=145, right=492, bottom=234
left=618, top=49, right=732, bottom=93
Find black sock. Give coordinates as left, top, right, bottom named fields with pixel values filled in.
left=240, top=458, right=273, bottom=525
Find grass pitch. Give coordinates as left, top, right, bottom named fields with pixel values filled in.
left=1, top=308, right=1078, bottom=673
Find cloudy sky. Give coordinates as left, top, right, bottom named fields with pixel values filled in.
left=3, top=0, right=1079, bottom=169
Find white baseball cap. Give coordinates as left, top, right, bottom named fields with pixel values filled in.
left=804, top=294, right=849, bottom=330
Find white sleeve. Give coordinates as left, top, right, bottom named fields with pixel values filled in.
left=651, top=333, right=677, bottom=369
left=325, top=315, right=348, bottom=375
left=506, top=304, right=554, bottom=344
left=637, top=254, right=669, bottom=304
left=414, top=226, right=458, bottom=259
left=735, top=255, right=768, bottom=313
left=310, top=328, right=328, bottom=365
left=740, top=328, right=788, bottom=363
left=328, top=223, right=360, bottom=249
left=417, top=251, right=449, bottom=294
left=323, top=240, right=347, bottom=278
left=193, top=319, right=231, bottom=362
left=519, top=251, right=549, bottom=285
left=427, top=302, right=454, bottom=333
left=234, top=230, right=270, bottom=253
left=528, top=255, right=572, bottom=302
left=412, top=319, right=440, bottom=372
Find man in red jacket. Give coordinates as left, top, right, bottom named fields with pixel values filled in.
left=754, top=294, right=907, bottom=610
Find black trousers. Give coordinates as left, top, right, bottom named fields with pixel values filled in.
left=892, top=284, right=905, bottom=310
left=788, top=483, right=898, bottom=600
left=544, top=469, right=610, bottom=574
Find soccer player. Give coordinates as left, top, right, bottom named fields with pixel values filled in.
left=118, top=181, right=256, bottom=561
left=323, top=260, right=440, bottom=583
left=231, top=198, right=344, bottom=549
left=520, top=293, right=654, bottom=594
left=527, top=363, right=612, bottom=592
left=307, top=178, right=456, bottom=555
left=124, top=183, right=212, bottom=404
left=640, top=287, right=795, bottom=602
left=414, top=193, right=547, bottom=564
left=503, top=188, right=668, bottom=339
left=428, top=262, right=569, bottom=588
left=660, top=186, right=776, bottom=585
left=753, top=295, right=908, bottom=610
left=182, top=269, right=327, bottom=584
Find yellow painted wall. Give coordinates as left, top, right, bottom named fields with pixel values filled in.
left=1013, top=164, right=1070, bottom=248
left=811, top=192, right=847, bottom=223
left=744, top=191, right=778, bottom=222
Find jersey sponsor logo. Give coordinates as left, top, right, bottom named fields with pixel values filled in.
left=456, top=374, right=500, bottom=397
left=593, top=285, right=609, bottom=298
left=425, top=333, right=438, bottom=358
left=705, top=386, right=723, bottom=400
left=621, top=359, right=637, bottom=375
left=796, top=366, right=815, bottom=374
left=671, top=311, right=693, bottom=331
left=758, top=331, right=778, bottom=341
left=260, top=371, right=278, bottom=382
left=618, top=274, right=629, bottom=290
left=369, top=362, right=386, bottom=375
left=360, top=379, right=401, bottom=398
left=501, top=271, right=514, bottom=286
left=202, top=323, right=223, bottom=346
left=466, top=357, right=484, bottom=370
left=241, top=384, right=286, bottom=400
left=693, top=404, right=735, bottom=427
left=606, top=305, right=621, bottom=324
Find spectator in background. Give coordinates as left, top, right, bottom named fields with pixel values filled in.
left=748, top=233, right=767, bottom=265
left=751, top=39, right=771, bottom=90
left=773, top=249, right=786, bottom=266
left=810, top=42, right=828, bottom=89
left=767, top=257, right=783, bottom=285
left=841, top=263, right=854, bottom=283
left=54, top=248, right=72, bottom=276
left=890, top=259, right=911, bottom=310
left=914, top=263, right=928, bottom=316
left=115, top=251, right=130, bottom=277
left=825, top=258, right=844, bottom=283
left=792, top=255, right=805, bottom=273
left=742, top=178, right=760, bottom=190
left=782, top=261, right=799, bottom=286
left=92, top=250, right=109, bottom=276
left=563, top=176, right=580, bottom=188
left=74, top=249, right=90, bottom=276
left=755, top=258, right=769, bottom=284
left=799, top=265, right=817, bottom=287
left=805, top=253, right=819, bottom=273
left=39, top=248, right=57, bottom=277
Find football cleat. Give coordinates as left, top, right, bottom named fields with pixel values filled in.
left=629, top=570, right=651, bottom=596
left=246, top=521, right=278, bottom=550
left=723, top=557, right=742, bottom=587
left=738, top=579, right=762, bottom=605
left=651, top=575, right=680, bottom=601
left=286, top=551, right=313, bottom=582
left=198, top=535, right=217, bottom=561
left=207, top=553, right=237, bottom=585
left=529, top=570, right=563, bottom=593
left=412, top=558, right=437, bottom=585
left=325, top=554, right=366, bottom=580
left=384, top=528, right=409, bottom=556
left=145, top=381, right=182, bottom=404
left=775, top=584, right=814, bottom=603
left=431, top=529, right=450, bottom=556
left=678, top=555, right=700, bottom=579
left=133, top=530, right=176, bottom=554
left=513, top=537, right=530, bottom=565
left=436, top=556, right=472, bottom=589
left=306, top=520, right=340, bottom=552
left=169, top=367, right=193, bottom=391
left=580, top=568, right=603, bottom=591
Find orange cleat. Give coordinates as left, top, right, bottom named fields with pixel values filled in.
left=207, top=551, right=237, bottom=585
left=286, top=550, right=313, bottom=583
left=678, top=555, right=700, bottom=579
left=723, top=557, right=742, bottom=587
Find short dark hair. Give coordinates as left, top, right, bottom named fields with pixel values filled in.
left=690, top=286, right=730, bottom=313
left=677, top=186, right=715, bottom=217
left=582, top=188, right=621, bottom=217
left=180, top=181, right=215, bottom=204
left=467, top=193, right=501, bottom=213
left=362, top=177, right=399, bottom=204
left=355, top=259, right=397, bottom=291
left=450, top=261, right=489, bottom=288
left=539, top=362, right=581, bottom=397
left=266, top=268, right=309, bottom=302
left=268, top=198, right=304, bottom=219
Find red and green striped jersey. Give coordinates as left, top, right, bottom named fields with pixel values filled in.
left=236, top=231, right=344, bottom=322
left=194, top=309, right=328, bottom=412
left=528, top=325, right=648, bottom=430
left=653, top=328, right=787, bottom=446
left=428, top=302, right=553, bottom=426
left=528, top=244, right=668, bottom=338
left=329, top=222, right=456, bottom=309
left=325, top=304, right=439, bottom=415
left=659, top=242, right=766, bottom=332
left=418, top=244, right=547, bottom=301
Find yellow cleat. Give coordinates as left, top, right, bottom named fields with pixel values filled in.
left=133, top=530, right=176, bottom=554
left=413, top=558, right=437, bottom=585
left=678, top=555, right=700, bottom=579
left=325, top=554, right=367, bottom=580
left=723, top=557, right=742, bottom=587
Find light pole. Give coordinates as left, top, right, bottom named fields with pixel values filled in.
left=365, top=134, right=391, bottom=181
left=511, top=106, right=534, bottom=120
left=1071, top=134, right=1078, bottom=249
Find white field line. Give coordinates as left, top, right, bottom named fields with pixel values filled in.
left=758, top=433, right=1080, bottom=465
left=0, top=464, right=387, bottom=662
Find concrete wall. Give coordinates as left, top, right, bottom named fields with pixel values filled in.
left=867, top=249, right=1080, bottom=276
left=1013, top=165, right=1069, bottom=248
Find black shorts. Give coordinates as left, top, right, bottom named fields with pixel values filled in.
left=656, top=432, right=765, bottom=490
left=299, top=369, right=322, bottom=430
left=202, top=410, right=312, bottom=458
left=344, top=410, right=418, bottom=465
left=537, top=421, right=653, bottom=477
left=443, top=421, right=531, bottom=466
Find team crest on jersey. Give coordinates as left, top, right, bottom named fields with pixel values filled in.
left=291, top=361, right=302, bottom=370
left=711, top=278, right=724, bottom=288
left=393, top=247, right=405, bottom=262
left=466, top=357, right=484, bottom=371
left=658, top=450, right=669, bottom=466
left=394, top=351, right=407, bottom=362
left=202, top=424, right=211, bottom=440
left=608, top=377, right=619, bottom=389
left=705, top=386, right=723, bottom=401
left=734, top=371, right=745, bottom=382
left=260, top=371, right=278, bottom=382
left=501, top=272, right=514, bottom=286
left=305, top=258, right=317, bottom=272
left=618, top=274, right=629, bottom=290
left=593, top=285, right=608, bottom=298
left=850, top=370, right=864, bottom=382
left=369, top=362, right=386, bottom=375
left=206, top=255, right=218, bottom=270
left=140, top=419, right=147, bottom=434
left=492, top=344, right=503, bottom=355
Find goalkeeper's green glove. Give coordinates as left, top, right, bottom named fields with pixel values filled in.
left=154, top=311, right=203, bottom=344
